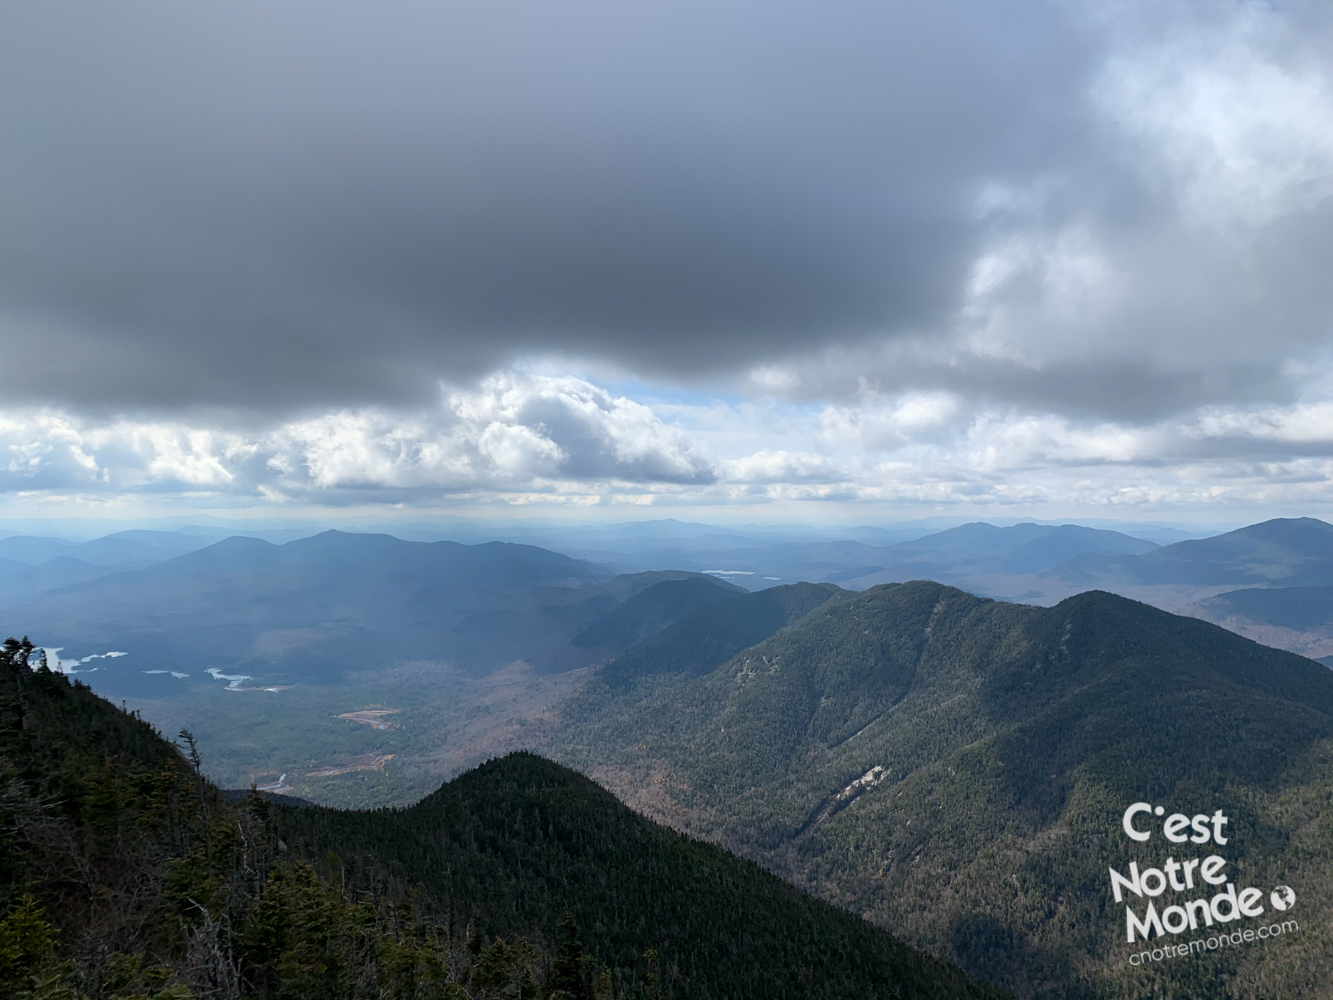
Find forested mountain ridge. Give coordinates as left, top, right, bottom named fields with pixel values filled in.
left=276, top=752, right=1005, bottom=1000
left=569, top=574, right=744, bottom=651
left=0, top=533, right=758, bottom=693
left=548, top=581, right=1333, bottom=1000
left=572, top=582, right=844, bottom=706
left=0, top=636, right=1004, bottom=1000
left=1046, top=516, right=1333, bottom=590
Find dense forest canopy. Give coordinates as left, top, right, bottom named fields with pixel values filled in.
left=551, top=582, right=1333, bottom=999
left=0, top=636, right=1002, bottom=1000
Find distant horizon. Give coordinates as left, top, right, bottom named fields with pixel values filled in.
left=0, top=509, right=1259, bottom=543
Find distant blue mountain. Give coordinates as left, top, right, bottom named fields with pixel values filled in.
left=0, top=535, right=78, bottom=564
left=1046, top=517, right=1333, bottom=587
left=418, top=519, right=1169, bottom=592
left=884, top=521, right=1157, bottom=574
left=0, top=529, right=217, bottom=567
left=0, top=554, right=118, bottom=608
left=0, top=532, right=760, bottom=691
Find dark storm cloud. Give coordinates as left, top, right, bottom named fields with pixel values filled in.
left=0, top=0, right=1089, bottom=413
left=6, top=1, right=1333, bottom=431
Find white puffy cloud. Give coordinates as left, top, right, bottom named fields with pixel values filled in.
left=727, top=450, right=848, bottom=484
left=0, top=413, right=103, bottom=487
left=727, top=2, right=1333, bottom=428
left=447, top=373, right=715, bottom=484
left=1098, top=5, right=1333, bottom=230
left=266, top=373, right=717, bottom=495
left=819, top=391, right=961, bottom=450
left=0, top=373, right=716, bottom=502
left=4, top=367, right=1333, bottom=518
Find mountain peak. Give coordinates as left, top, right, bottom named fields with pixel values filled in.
left=1233, top=515, right=1333, bottom=540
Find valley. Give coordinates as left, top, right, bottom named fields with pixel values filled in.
left=120, top=655, right=589, bottom=807
left=0, top=639, right=1001, bottom=1000
left=4, top=517, right=1333, bottom=997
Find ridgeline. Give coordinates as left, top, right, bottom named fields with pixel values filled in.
left=0, top=636, right=1001, bottom=1000
left=550, top=581, right=1333, bottom=999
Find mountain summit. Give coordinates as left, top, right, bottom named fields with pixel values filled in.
left=1047, top=516, right=1333, bottom=590
left=550, top=580, right=1333, bottom=999
left=0, top=635, right=1001, bottom=999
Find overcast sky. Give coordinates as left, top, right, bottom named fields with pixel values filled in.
left=3, top=1, right=1333, bottom=524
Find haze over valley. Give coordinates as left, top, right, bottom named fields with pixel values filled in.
left=7, top=515, right=1333, bottom=802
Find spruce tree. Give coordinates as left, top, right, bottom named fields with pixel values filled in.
left=550, top=912, right=586, bottom=1000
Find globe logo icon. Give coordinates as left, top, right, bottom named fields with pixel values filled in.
left=1271, top=886, right=1296, bottom=911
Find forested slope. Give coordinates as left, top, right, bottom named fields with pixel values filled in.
left=276, top=752, right=1002, bottom=1000
left=0, top=636, right=1002, bottom=1000
left=549, top=582, right=1333, bottom=1000
left=573, top=582, right=844, bottom=704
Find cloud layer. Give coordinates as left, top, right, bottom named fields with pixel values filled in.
left=0, top=374, right=715, bottom=503
left=5, top=369, right=1333, bottom=517
left=3, top=2, right=1333, bottom=515
left=5, top=0, right=1063, bottom=410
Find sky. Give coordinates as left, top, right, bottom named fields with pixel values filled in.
left=3, top=1, right=1333, bottom=527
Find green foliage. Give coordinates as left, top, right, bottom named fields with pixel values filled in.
left=0, top=630, right=1003, bottom=1000
left=571, top=576, right=743, bottom=650
left=0, top=894, right=58, bottom=995
left=595, top=582, right=842, bottom=691
left=275, top=751, right=1002, bottom=1000
left=0, top=635, right=520, bottom=999
left=550, top=582, right=1333, bottom=1000
left=549, top=914, right=587, bottom=999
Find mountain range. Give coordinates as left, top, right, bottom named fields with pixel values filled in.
left=545, top=580, right=1333, bottom=999
left=1042, top=516, right=1333, bottom=595
left=0, top=531, right=747, bottom=688
left=0, top=639, right=1000, bottom=1000
left=9, top=516, right=1333, bottom=795
left=5, top=517, right=1333, bottom=997
left=1043, top=518, right=1333, bottom=662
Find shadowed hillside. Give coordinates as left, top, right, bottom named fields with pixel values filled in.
left=278, top=752, right=1003, bottom=1000
left=1182, top=583, right=1333, bottom=661
left=0, top=635, right=1004, bottom=1000
left=570, top=574, right=744, bottom=650
left=591, top=582, right=844, bottom=692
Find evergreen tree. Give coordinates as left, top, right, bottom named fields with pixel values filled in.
left=549, top=912, right=586, bottom=1000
